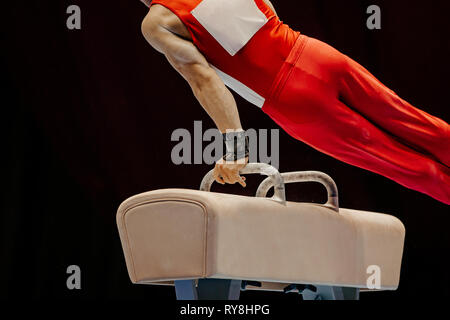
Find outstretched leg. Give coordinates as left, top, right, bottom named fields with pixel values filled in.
left=263, top=36, right=450, bottom=204
left=268, top=96, right=450, bottom=204
left=338, top=52, right=450, bottom=167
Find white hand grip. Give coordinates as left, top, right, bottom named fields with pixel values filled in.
left=256, top=171, right=339, bottom=212
left=200, top=163, right=286, bottom=205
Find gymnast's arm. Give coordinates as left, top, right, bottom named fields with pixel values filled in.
left=141, top=8, right=247, bottom=186
left=141, top=11, right=242, bottom=134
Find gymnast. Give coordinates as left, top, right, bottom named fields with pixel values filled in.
left=139, top=0, right=450, bottom=204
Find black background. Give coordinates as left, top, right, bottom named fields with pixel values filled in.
left=2, top=0, right=449, bottom=302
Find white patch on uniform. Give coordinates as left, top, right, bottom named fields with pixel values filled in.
left=191, top=0, right=268, bottom=56
left=210, top=65, right=265, bottom=108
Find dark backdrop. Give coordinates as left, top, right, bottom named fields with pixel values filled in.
left=2, top=0, right=449, bottom=301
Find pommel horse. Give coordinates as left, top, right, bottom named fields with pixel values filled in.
left=117, top=164, right=405, bottom=300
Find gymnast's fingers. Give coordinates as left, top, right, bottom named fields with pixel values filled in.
left=213, top=167, right=225, bottom=185
left=236, top=175, right=247, bottom=187
left=220, top=168, right=234, bottom=184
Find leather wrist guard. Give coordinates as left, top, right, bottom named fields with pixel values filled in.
left=222, top=130, right=249, bottom=161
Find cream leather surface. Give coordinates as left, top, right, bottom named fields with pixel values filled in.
left=117, top=189, right=405, bottom=291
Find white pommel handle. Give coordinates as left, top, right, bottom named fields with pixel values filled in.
left=256, top=171, right=339, bottom=212
left=200, top=163, right=286, bottom=205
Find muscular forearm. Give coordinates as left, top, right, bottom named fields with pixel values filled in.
left=141, top=8, right=243, bottom=134
left=174, top=61, right=242, bottom=133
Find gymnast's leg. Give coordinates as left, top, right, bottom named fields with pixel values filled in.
left=285, top=97, right=450, bottom=204
left=338, top=50, right=450, bottom=167
left=263, top=37, right=450, bottom=204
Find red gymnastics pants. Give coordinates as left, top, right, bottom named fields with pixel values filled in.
left=262, top=35, right=450, bottom=204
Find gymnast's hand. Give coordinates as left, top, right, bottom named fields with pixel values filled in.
left=213, top=157, right=249, bottom=187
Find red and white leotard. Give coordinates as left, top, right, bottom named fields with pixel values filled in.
left=142, top=0, right=450, bottom=204
left=147, top=0, right=300, bottom=108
